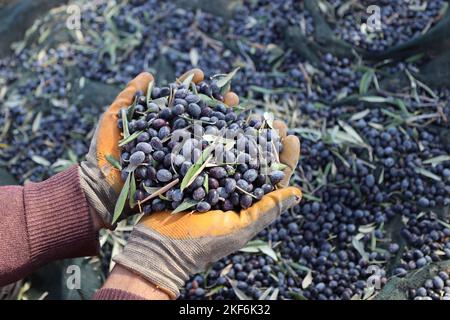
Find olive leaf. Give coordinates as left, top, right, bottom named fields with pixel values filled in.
left=31, top=155, right=51, bottom=166
left=150, top=97, right=168, bottom=109
left=352, top=235, right=369, bottom=261
left=129, top=172, right=137, bottom=208
left=112, top=173, right=131, bottom=224
left=127, top=95, right=138, bottom=121
left=239, top=240, right=278, bottom=261
left=270, top=162, right=287, bottom=171
left=32, top=111, right=42, bottom=133
left=121, top=108, right=130, bottom=138
left=106, top=154, right=122, bottom=170
left=198, top=93, right=221, bottom=106
left=140, top=178, right=179, bottom=205
left=414, top=167, right=442, bottom=181
left=118, top=130, right=144, bottom=147
left=203, top=173, right=209, bottom=193
left=171, top=199, right=199, bottom=215
left=263, top=112, right=274, bottom=129
left=359, top=69, right=374, bottom=94
left=146, top=79, right=154, bottom=105
left=228, top=279, right=251, bottom=300
left=423, top=155, right=450, bottom=167
left=302, top=270, right=313, bottom=289
left=181, top=72, right=195, bottom=88
left=216, top=67, right=240, bottom=89
left=142, top=185, right=161, bottom=194
left=180, top=146, right=213, bottom=191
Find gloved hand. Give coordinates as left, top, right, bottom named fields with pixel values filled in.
left=114, top=116, right=301, bottom=298
left=79, top=72, right=154, bottom=229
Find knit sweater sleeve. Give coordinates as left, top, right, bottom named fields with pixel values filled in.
left=0, top=165, right=99, bottom=286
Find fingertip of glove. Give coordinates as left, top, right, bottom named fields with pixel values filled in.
left=286, top=186, right=302, bottom=203
left=270, top=186, right=302, bottom=204
left=179, top=68, right=204, bottom=84
left=272, top=120, right=287, bottom=138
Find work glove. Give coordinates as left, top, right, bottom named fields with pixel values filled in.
left=79, top=72, right=154, bottom=229
left=114, top=110, right=302, bottom=298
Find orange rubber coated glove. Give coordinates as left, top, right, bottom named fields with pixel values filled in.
left=79, top=72, right=154, bottom=228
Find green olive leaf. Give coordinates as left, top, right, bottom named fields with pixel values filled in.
left=171, top=199, right=199, bottom=215
left=118, top=130, right=144, bottom=147
left=216, top=67, right=240, bottom=89
left=106, top=154, right=122, bottom=170
left=180, top=146, right=213, bottom=191
left=112, top=173, right=131, bottom=224
left=182, top=72, right=195, bottom=88
left=146, top=79, right=154, bottom=105
left=127, top=95, right=138, bottom=121
left=121, top=108, right=130, bottom=138
left=203, top=173, right=209, bottom=193
left=129, top=172, right=137, bottom=208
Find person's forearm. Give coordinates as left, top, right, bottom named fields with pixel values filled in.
left=0, top=166, right=100, bottom=286
left=93, top=265, right=171, bottom=300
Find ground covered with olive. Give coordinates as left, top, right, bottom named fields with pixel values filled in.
left=0, top=0, right=449, bottom=300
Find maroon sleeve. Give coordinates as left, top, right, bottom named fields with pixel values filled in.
left=0, top=166, right=99, bottom=286
left=92, top=288, right=146, bottom=300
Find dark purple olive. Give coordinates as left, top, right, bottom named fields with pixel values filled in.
left=192, top=175, right=205, bottom=189
left=172, top=189, right=184, bottom=202
left=130, top=151, right=146, bottom=166
left=222, top=200, right=234, bottom=211
left=197, top=201, right=211, bottom=213
left=254, top=188, right=264, bottom=200
left=180, top=161, right=192, bottom=176
left=269, top=170, right=285, bottom=184
left=150, top=137, right=163, bottom=150
left=153, top=150, right=165, bottom=162
left=207, top=190, right=220, bottom=205
left=236, top=179, right=249, bottom=191
left=230, top=192, right=240, bottom=206
left=187, top=103, right=201, bottom=118
left=136, top=142, right=152, bottom=154
left=136, top=119, right=147, bottom=130
left=134, top=190, right=145, bottom=201
left=135, top=166, right=148, bottom=180
left=159, top=87, right=170, bottom=96
left=156, top=169, right=172, bottom=182
left=147, top=167, right=156, bottom=180
left=262, top=183, right=273, bottom=194
left=173, top=104, right=185, bottom=116
left=193, top=187, right=206, bottom=201
left=152, top=118, right=166, bottom=130
left=143, top=204, right=152, bottom=214
left=224, top=178, right=237, bottom=193
left=121, top=152, right=130, bottom=162
left=137, top=132, right=150, bottom=142
left=159, top=108, right=173, bottom=120
left=208, top=177, right=220, bottom=189
left=185, top=94, right=200, bottom=104
left=209, top=167, right=227, bottom=179
left=158, top=126, right=171, bottom=139
left=243, top=169, right=258, bottom=182
left=152, top=198, right=166, bottom=211
left=240, top=195, right=253, bottom=209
